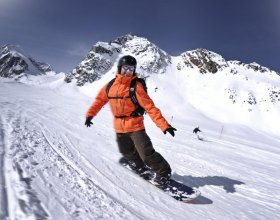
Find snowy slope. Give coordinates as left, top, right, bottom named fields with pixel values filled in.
left=1, top=69, right=280, bottom=220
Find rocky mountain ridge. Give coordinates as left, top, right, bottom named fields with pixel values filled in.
left=63, top=34, right=280, bottom=116
left=64, top=34, right=279, bottom=87
left=1, top=35, right=279, bottom=109
left=0, top=44, right=52, bottom=78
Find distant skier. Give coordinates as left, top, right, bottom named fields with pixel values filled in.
left=85, top=55, right=176, bottom=185
left=193, top=126, right=204, bottom=140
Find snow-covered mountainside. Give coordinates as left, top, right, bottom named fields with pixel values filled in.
left=0, top=45, right=52, bottom=79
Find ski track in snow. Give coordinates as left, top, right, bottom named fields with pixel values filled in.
left=2, top=113, right=139, bottom=219
left=0, top=81, right=280, bottom=220
left=0, top=117, right=9, bottom=220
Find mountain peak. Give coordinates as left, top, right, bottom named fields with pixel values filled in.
left=1, top=44, right=27, bottom=58
left=177, top=48, right=228, bottom=73
left=112, top=33, right=136, bottom=45
left=65, top=33, right=171, bottom=86
left=0, top=44, right=53, bottom=78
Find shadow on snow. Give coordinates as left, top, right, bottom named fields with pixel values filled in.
left=172, top=172, right=245, bottom=205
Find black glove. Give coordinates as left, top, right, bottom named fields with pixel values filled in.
left=164, top=126, right=177, bottom=137
left=85, top=116, right=93, bottom=127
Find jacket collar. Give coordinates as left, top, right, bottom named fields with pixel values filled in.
left=115, top=73, right=137, bottom=84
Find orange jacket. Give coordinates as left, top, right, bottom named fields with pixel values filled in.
left=86, top=73, right=171, bottom=133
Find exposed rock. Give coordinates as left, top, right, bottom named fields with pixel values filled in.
left=0, top=44, right=53, bottom=78
left=64, top=42, right=121, bottom=86
left=178, top=48, right=229, bottom=73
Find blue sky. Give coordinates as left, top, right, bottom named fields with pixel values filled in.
left=0, top=0, right=279, bottom=73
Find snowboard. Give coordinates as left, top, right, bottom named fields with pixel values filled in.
left=119, top=157, right=201, bottom=202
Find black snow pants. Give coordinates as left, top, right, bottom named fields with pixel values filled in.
left=116, top=129, right=171, bottom=178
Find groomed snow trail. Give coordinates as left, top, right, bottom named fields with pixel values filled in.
left=0, top=80, right=280, bottom=220
left=0, top=82, right=139, bottom=220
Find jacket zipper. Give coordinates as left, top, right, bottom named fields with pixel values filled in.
left=115, top=78, right=122, bottom=115
left=115, top=78, right=124, bottom=132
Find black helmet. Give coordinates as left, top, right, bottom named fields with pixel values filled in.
left=117, top=55, right=137, bottom=73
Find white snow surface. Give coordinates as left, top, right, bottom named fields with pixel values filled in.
left=0, top=68, right=280, bottom=220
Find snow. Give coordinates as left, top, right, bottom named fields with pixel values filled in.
left=0, top=67, right=280, bottom=220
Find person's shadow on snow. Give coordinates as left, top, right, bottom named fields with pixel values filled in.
left=172, top=173, right=245, bottom=204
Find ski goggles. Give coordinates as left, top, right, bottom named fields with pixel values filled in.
left=122, top=66, right=135, bottom=71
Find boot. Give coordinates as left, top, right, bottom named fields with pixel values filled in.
left=119, top=157, right=152, bottom=180
left=153, top=172, right=171, bottom=186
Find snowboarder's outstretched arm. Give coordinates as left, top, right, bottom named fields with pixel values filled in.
left=85, top=85, right=109, bottom=127
left=135, top=82, right=176, bottom=136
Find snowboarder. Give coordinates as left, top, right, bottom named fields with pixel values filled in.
left=85, top=55, right=176, bottom=185
left=193, top=126, right=204, bottom=141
